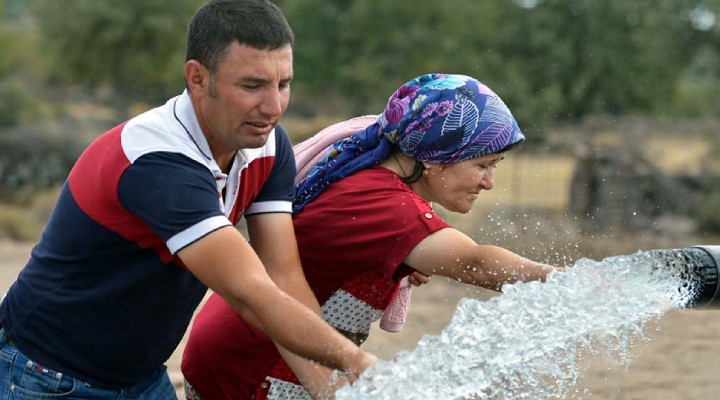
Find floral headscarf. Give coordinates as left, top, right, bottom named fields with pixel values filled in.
left=293, top=73, right=524, bottom=215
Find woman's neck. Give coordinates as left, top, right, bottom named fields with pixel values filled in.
left=381, top=152, right=412, bottom=178
left=381, top=152, right=432, bottom=202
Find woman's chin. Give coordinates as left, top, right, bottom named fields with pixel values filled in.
left=448, top=203, right=474, bottom=214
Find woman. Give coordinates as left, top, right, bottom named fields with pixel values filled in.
left=182, top=73, right=560, bottom=399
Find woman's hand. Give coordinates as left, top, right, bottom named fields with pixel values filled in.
left=408, top=270, right=431, bottom=287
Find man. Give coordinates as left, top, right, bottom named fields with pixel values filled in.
left=0, top=1, right=374, bottom=398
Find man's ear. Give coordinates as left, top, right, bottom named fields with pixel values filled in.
left=184, top=60, right=210, bottom=95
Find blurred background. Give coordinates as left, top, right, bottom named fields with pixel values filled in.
left=2, top=1, right=720, bottom=398
left=1, top=0, right=719, bottom=260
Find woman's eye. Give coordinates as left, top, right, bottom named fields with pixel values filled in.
left=478, top=163, right=499, bottom=170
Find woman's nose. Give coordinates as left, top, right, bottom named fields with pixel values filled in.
left=480, top=170, right=494, bottom=190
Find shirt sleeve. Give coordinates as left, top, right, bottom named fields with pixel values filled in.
left=118, top=151, right=232, bottom=254
left=245, top=124, right=296, bottom=216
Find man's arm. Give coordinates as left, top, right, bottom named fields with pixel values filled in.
left=245, top=212, right=349, bottom=399
left=177, top=225, right=375, bottom=377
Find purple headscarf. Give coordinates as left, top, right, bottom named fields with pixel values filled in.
left=293, top=73, right=524, bottom=214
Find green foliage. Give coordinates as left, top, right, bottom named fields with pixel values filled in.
left=21, top=0, right=720, bottom=128
left=0, top=79, right=43, bottom=128
left=2, top=0, right=32, bottom=21
left=33, top=0, right=202, bottom=103
left=0, top=11, right=47, bottom=127
left=0, top=123, right=89, bottom=201
left=498, top=0, right=708, bottom=123
left=673, top=45, right=720, bottom=117
left=279, top=0, right=718, bottom=137
left=0, top=30, right=29, bottom=77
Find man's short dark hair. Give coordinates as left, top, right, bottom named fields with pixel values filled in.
left=186, top=0, right=294, bottom=75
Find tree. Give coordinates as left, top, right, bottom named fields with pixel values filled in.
left=281, top=0, right=718, bottom=133
left=507, top=0, right=711, bottom=119
left=29, top=0, right=720, bottom=128
left=33, top=0, right=201, bottom=106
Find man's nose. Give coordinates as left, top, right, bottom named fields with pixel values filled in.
left=259, top=88, right=283, bottom=116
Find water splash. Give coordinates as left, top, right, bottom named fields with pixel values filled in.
left=336, top=249, right=704, bottom=400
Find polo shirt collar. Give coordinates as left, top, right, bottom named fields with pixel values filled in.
left=174, top=90, right=217, bottom=164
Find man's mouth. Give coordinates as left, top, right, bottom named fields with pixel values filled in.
left=245, top=121, right=274, bottom=134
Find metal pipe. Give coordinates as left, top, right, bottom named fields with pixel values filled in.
left=644, top=245, right=720, bottom=309
left=690, top=245, right=720, bottom=308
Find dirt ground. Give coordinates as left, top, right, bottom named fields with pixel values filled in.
left=3, top=239, right=720, bottom=399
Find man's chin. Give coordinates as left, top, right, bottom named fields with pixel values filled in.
left=240, top=135, right=270, bottom=149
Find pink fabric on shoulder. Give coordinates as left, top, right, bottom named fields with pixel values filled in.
left=293, top=115, right=378, bottom=184
left=292, top=115, right=413, bottom=332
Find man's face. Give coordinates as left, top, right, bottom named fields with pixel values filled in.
left=197, top=42, right=293, bottom=157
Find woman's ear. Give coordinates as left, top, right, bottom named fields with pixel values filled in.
left=423, top=162, right=439, bottom=174
left=422, top=162, right=438, bottom=176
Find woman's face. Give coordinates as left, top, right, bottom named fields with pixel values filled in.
left=422, top=152, right=505, bottom=213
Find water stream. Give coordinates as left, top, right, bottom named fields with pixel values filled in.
left=336, top=249, right=704, bottom=400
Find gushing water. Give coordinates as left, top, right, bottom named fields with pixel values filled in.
left=336, top=249, right=711, bottom=400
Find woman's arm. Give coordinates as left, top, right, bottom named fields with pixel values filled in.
left=404, top=227, right=557, bottom=291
